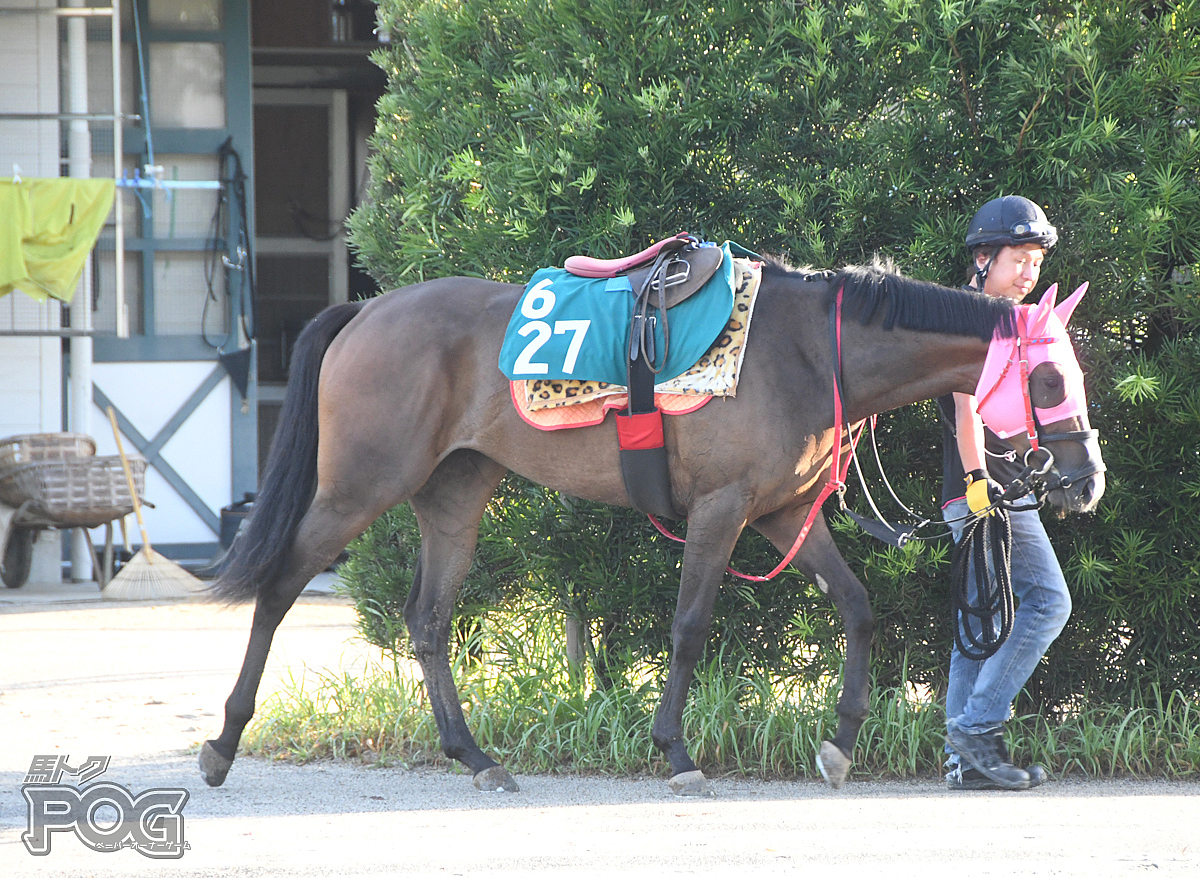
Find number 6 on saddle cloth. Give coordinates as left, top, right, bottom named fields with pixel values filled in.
left=499, top=236, right=742, bottom=518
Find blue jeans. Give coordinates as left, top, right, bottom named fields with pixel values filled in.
left=943, top=497, right=1071, bottom=760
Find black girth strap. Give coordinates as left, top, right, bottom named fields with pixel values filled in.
left=617, top=248, right=685, bottom=519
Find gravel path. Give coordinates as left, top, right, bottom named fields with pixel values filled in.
left=1, top=587, right=1197, bottom=876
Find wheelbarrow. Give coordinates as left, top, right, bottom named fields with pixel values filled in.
left=0, top=433, right=146, bottom=589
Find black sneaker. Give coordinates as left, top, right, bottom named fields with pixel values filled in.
left=990, top=730, right=1050, bottom=788
left=947, top=764, right=1049, bottom=791
left=945, top=722, right=1031, bottom=790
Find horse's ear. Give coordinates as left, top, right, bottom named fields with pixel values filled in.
left=1054, top=281, right=1088, bottom=327
left=1028, top=283, right=1059, bottom=336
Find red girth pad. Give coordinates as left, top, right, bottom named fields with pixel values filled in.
left=616, top=410, right=665, bottom=450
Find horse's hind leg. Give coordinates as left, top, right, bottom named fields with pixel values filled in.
left=199, top=500, right=376, bottom=786
left=403, top=451, right=513, bottom=791
left=752, top=510, right=875, bottom=790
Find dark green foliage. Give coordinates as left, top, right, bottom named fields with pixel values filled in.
left=345, top=0, right=1200, bottom=709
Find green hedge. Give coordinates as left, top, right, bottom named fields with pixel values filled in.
left=344, top=0, right=1200, bottom=710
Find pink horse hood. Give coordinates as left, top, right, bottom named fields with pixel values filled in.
left=974, top=282, right=1090, bottom=439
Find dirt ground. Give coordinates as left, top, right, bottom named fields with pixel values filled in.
left=1, top=583, right=1197, bottom=877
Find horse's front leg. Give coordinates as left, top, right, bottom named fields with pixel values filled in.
left=752, top=509, right=875, bottom=789
left=651, top=504, right=746, bottom=797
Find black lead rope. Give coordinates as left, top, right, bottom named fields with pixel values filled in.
left=950, top=506, right=1016, bottom=661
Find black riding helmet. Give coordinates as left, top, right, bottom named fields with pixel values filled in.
left=966, top=195, right=1057, bottom=287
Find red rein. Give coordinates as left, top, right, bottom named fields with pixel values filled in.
left=648, top=285, right=860, bottom=582
left=973, top=310, right=1053, bottom=454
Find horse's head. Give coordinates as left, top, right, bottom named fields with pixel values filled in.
left=974, top=283, right=1106, bottom=513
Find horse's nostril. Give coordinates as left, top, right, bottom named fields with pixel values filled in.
left=1079, top=478, right=1095, bottom=507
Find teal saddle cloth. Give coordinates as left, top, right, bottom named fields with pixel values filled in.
left=499, top=241, right=740, bottom=385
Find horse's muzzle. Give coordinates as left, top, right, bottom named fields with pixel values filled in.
left=1040, top=429, right=1106, bottom=513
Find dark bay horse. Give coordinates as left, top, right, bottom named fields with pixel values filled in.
left=200, top=258, right=1104, bottom=796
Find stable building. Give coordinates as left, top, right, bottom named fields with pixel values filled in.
left=0, top=0, right=384, bottom=584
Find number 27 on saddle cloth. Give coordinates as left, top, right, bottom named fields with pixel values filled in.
left=499, top=241, right=743, bottom=387
left=510, top=256, right=763, bottom=431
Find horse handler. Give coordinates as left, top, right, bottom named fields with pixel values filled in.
left=937, top=195, right=1070, bottom=791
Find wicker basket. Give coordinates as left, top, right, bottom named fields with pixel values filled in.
left=0, top=433, right=96, bottom=471
left=0, top=456, right=146, bottom=528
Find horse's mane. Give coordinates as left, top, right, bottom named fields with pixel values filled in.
left=761, top=255, right=1017, bottom=342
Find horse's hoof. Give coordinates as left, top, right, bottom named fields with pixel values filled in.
left=199, top=741, right=233, bottom=787
left=669, top=769, right=715, bottom=798
left=816, top=740, right=851, bottom=790
left=473, top=765, right=519, bottom=792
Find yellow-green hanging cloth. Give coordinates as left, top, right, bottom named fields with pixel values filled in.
left=0, top=178, right=116, bottom=304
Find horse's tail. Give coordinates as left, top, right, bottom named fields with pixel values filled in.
left=210, top=300, right=367, bottom=602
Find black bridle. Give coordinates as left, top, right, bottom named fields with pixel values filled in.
left=1024, top=419, right=1107, bottom=495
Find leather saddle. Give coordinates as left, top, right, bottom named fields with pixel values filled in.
left=564, top=234, right=724, bottom=310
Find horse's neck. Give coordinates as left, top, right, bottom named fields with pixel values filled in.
left=841, top=325, right=990, bottom=421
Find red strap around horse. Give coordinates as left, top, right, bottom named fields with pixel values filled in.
left=650, top=285, right=861, bottom=582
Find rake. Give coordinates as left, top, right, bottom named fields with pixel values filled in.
left=101, top=406, right=204, bottom=600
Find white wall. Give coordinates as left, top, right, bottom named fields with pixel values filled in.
left=90, top=362, right=231, bottom=548
left=0, top=0, right=66, bottom=583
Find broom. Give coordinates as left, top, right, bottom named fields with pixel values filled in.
left=102, top=406, right=205, bottom=600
